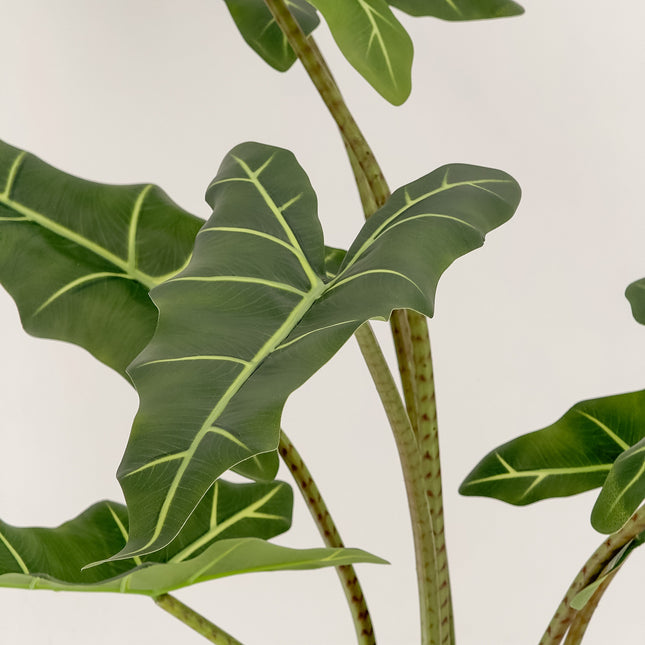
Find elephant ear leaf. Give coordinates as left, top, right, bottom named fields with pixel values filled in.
left=460, top=390, right=645, bottom=507
left=0, top=480, right=384, bottom=594
left=626, top=278, right=645, bottom=325
left=113, top=140, right=520, bottom=560
left=0, top=139, right=202, bottom=377
left=306, top=0, right=413, bottom=105
left=387, top=0, right=524, bottom=20
left=225, top=0, right=320, bottom=72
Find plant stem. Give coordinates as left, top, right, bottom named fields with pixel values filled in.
left=562, top=570, right=616, bottom=645
left=279, top=429, right=376, bottom=645
left=408, top=312, right=453, bottom=644
left=154, top=593, right=246, bottom=645
left=539, top=507, right=645, bottom=645
left=354, top=323, right=441, bottom=645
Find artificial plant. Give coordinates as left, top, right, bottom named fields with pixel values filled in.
left=1, top=1, right=643, bottom=645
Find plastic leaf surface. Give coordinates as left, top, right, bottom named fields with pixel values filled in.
left=387, top=0, right=524, bottom=20
left=0, top=139, right=202, bottom=377
left=306, top=0, right=413, bottom=104
left=225, top=0, right=320, bottom=72
left=114, top=140, right=520, bottom=559
left=0, top=480, right=382, bottom=594
left=460, top=390, right=645, bottom=506
left=625, top=278, right=645, bottom=325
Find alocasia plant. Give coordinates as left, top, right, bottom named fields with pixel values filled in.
left=1, top=1, right=643, bottom=644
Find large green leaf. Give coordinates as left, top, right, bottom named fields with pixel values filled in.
left=307, top=0, right=413, bottom=105
left=225, top=0, right=320, bottom=72
left=460, top=390, right=645, bottom=506
left=0, top=481, right=384, bottom=594
left=113, top=140, right=520, bottom=559
left=591, top=438, right=645, bottom=533
left=626, top=278, right=645, bottom=325
left=388, top=0, right=524, bottom=20
left=0, top=139, right=202, bottom=377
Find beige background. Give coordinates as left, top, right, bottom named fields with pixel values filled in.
left=1, top=1, right=644, bottom=643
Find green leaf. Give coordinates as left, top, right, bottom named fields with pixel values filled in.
left=570, top=531, right=645, bottom=610
left=591, top=438, right=645, bottom=533
left=307, top=0, right=413, bottom=105
left=114, top=140, right=520, bottom=559
left=225, top=0, right=320, bottom=72
left=625, top=278, right=645, bottom=325
left=387, top=0, right=524, bottom=20
left=0, top=139, right=202, bottom=377
left=0, top=481, right=385, bottom=595
left=460, top=390, right=645, bottom=506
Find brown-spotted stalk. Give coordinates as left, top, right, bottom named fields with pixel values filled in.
left=279, top=429, right=375, bottom=645
left=154, top=593, right=246, bottom=645
left=262, top=2, right=453, bottom=643
left=539, top=507, right=645, bottom=645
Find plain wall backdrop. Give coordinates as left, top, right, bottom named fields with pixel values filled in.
left=1, top=1, right=645, bottom=643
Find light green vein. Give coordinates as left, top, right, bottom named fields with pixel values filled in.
left=186, top=541, right=244, bottom=585
left=275, top=319, right=359, bottom=351
left=444, top=0, right=463, bottom=16
left=171, top=486, right=283, bottom=563
left=338, top=177, right=512, bottom=276
left=106, top=504, right=143, bottom=566
left=607, top=458, right=645, bottom=513
left=201, top=226, right=304, bottom=261
left=496, top=453, right=516, bottom=473
left=0, top=529, right=29, bottom=574
left=578, top=411, right=630, bottom=451
left=0, top=151, right=26, bottom=199
left=211, top=427, right=251, bottom=451
left=326, top=268, right=426, bottom=298
left=210, top=482, right=220, bottom=529
left=137, top=355, right=251, bottom=369
left=125, top=451, right=189, bottom=477
left=127, top=184, right=153, bottom=274
left=169, top=275, right=307, bottom=296
left=357, top=0, right=396, bottom=87
left=464, top=463, right=612, bottom=487
left=34, top=272, right=130, bottom=316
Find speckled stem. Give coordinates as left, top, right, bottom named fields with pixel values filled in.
left=279, top=429, right=376, bottom=645
left=154, top=593, right=245, bottom=645
left=354, top=323, right=439, bottom=645
left=408, top=312, right=454, bottom=644
left=539, top=507, right=645, bottom=645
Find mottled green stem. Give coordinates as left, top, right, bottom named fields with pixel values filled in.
left=562, top=570, right=616, bottom=645
left=262, top=0, right=389, bottom=208
left=279, top=429, right=375, bottom=645
left=354, top=323, right=437, bottom=645
left=539, top=507, right=645, bottom=645
left=408, top=313, right=453, bottom=644
left=154, top=593, right=245, bottom=645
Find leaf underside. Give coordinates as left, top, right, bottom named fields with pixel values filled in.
left=388, top=0, right=524, bottom=20
left=307, top=0, right=413, bottom=105
left=225, top=0, right=320, bottom=72
left=460, top=390, right=645, bottom=530
left=0, top=480, right=384, bottom=595
left=114, top=140, right=520, bottom=560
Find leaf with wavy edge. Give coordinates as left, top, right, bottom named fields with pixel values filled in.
left=225, top=0, right=319, bottom=72
left=0, top=139, right=202, bottom=377
left=0, top=481, right=384, bottom=594
left=626, top=278, right=645, bottom=325
left=388, top=0, right=524, bottom=20
left=592, top=438, right=645, bottom=533
left=460, top=390, right=645, bottom=506
left=113, top=140, right=520, bottom=560
left=307, top=0, right=413, bottom=105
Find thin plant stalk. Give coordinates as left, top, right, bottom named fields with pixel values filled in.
left=154, top=593, right=246, bottom=645
left=539, top=507, right=645, bottom=645
left=354, top=323, right=440, bottom=645
left=279, top=429, right=376, bottom=645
